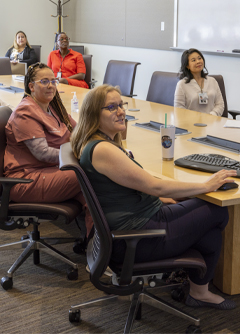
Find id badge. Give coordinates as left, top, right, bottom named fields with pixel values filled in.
left=199, top=92, right=208, bottom=104
left=57, top=71, right=62, bottom=79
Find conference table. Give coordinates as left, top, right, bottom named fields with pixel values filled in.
left=1, top=75, right=240, bottom=295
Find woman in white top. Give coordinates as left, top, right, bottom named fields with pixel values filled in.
left=174, top=48, right=224, bottom=116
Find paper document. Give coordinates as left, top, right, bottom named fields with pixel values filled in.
left=224, top=120, right=240, bottom=129
left=13, top=75, right=25, bottom=82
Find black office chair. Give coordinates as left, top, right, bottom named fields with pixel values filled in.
left=30, top=45, right=41, bottom=62
left=103, top=60, right=141, bottom=97
left=59, top=142, right=207, bottom=334
left=0, top=57, right=12, bottom=75
left=0, top=106, right=84, bottom=290
left=209, top=74, right=240, bottom=119
left=146, top=71, right=179, bottom=106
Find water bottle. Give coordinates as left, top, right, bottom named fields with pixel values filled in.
left=71, top=92, right=79, bottom=112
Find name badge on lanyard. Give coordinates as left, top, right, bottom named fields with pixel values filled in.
left=57, top=53, right=64, bottom=79
left=198, top=92, right=208, bottom=105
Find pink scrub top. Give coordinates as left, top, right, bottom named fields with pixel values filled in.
left=4, top=96, right=76, bottom=177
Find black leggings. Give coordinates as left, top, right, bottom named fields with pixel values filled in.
left=112, top=198, right=228, bottom=285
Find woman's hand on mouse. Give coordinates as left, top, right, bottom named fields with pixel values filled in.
left=204, top=169, right=237, bottom=192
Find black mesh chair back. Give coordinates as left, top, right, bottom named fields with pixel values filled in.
left=59, top=143, right=115, bottom=290
left=103, top=60, right=141, bottom=97
left=146, top=71, right=179, bottom=106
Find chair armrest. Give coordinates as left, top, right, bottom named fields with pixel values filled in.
left=0, top=177, right=33, bottom=230
left=89, top=79, right=97, bottom=89
left=228, top=110, right=240, bottom=119
left=125, top=94, right=137, bottom=98
left=112, top=229, right=166, bottom=285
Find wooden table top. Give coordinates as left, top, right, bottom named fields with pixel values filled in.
left=1, top=75, right=240, bottom=206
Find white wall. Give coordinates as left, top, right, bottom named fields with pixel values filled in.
left=1, top=0, right=239, bottom=115
left=78, top=43, right=240, bottom=113
left=0, top=0, right=58, bottom=64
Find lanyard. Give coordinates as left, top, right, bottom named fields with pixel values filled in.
left=196, top=78, right=204, bottom=93
left=58, top=50, right=70, bottom=72
left=58, top=53, right=64, bottom=72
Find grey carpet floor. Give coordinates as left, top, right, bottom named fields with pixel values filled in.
left=0, top=219, right=239, bottom=334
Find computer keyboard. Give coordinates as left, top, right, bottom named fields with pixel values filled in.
left=174, top=153, right=240, bottom=177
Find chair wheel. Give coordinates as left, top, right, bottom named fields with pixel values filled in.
left=186, top=325, right=202, bottom=333
left=171, top=286, right=185, bottom=302
left=73, top=238, right=87, bottom=254
left=67, top=268, right=78, bottom=280
left=148, top=276, right=157, bottom=288
left=1, top=276, right=13, bottom=290
left=69, top=309, right=81, bottom=322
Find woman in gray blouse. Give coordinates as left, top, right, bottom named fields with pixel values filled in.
left=174, top=48, right=224, bottom=116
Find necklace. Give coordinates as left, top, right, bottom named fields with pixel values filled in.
left=97, top=130, right=133, bottom=159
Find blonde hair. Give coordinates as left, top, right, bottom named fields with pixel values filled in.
left=71, top=84, right=124, bottom=159
left=13, top=31, right=31, bottom=50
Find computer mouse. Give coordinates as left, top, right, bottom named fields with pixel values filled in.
left=218, top=182, right=239, bottom=191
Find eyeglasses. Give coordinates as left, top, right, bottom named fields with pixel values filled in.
left=101, top=102, right=128, bottom=113
left=58, top=37, right=70, bottom=42
left=32, top=79, right=59, bottom=86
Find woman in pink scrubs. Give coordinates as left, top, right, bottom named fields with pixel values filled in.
left=4, top=62, right=92, bottom=236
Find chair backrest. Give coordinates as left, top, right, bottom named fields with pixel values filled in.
left=209, top=74, right=228, bottom=118
left=60, top=142, right=146, bottom=295
left=82, top=54, right=93, bottom=88
left=70, top=45, right=84, bottom=55
left=59, top=142, right=112, bottom=278
left=30, top=45, right=41, bottom=62
left=59, top=142, right=207, bottom=295
left=146, top=71, right=179, bottom=106
left=0, top=57, right=12, bottom=75
left=0, top=106, right=12, bottom=188
left=103, top=60, right=141, bottom=97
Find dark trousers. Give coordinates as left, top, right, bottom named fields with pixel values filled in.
left=112, top=198, right=228, bottom=285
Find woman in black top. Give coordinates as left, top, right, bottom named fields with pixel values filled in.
left=71, top=84, right=237, bottom=310
left=5, top=31, right=38, bottom=68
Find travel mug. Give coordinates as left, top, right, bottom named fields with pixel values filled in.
left=160, top=125, right=175, bottom=160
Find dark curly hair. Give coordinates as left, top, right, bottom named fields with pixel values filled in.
left=178, top=48, right=208, bottom=83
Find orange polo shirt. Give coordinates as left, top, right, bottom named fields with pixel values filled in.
left=47, top=49, right=88, bottom=88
